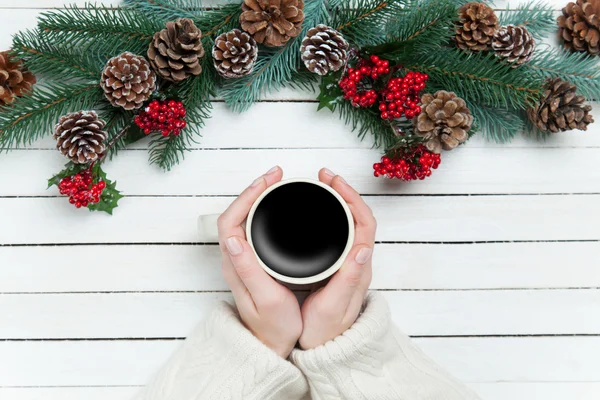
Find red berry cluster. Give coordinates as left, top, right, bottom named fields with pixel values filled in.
left=339, top=55, right=390, bottom=107
left=373, top=145, right=441, bottom=181
left=135, top=99, right=187, bottom=137
left=378, top=72, right=428, bottom=120
left=58, top=169, right=106, bottom=208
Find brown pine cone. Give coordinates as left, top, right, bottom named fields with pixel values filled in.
left=527, top=78, right=594, bottom=133
left=148, top=18, right=205, bottom=82
left=300, top=25, right=349, bottom=76
left=0, top=51, right=36, bottom=106
left=53, top=111, right=107, bottom=164
left=100, top=52, right=156, bottom=110
left=240, top=0, right=305, bottom=47
left=558, top=0, right=600, bottom=55
left=414, top=91, right=474, bottom=153
left=212, top=29, right=258, bottom=79
left=492, top=25, right=535, bottom=67
left=456, top=2, right=499, bottom=51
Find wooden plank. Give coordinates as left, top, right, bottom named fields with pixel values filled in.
left=0, top=337, right=598, bottom=386
left=1, top=242, right=597, bottom=292
left=6, top=102, right=600, bottom=150
left=1, top=290, right=598, bottom=338
left=2, top=147, right=600, bottom=196
left=4, top=383, right=600, bottom=400
left=0, top=195, right=597, bottom=244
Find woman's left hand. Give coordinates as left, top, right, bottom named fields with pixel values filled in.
left=217, top=166, right=303, bottom=358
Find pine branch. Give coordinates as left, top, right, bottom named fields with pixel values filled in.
left=195, top=3, right=243, bottom=37
left=37, top=5, right=162, bottom=56
left=498, top=1, right=556, bottom=40
left=466, top=101, right=525, bottom=142
left=12, top=29, right=103, bottom=81
left=221, top=0, right=327, bottom=112
left=148, top=37, right=215, bottom=170
left=524, top=46, right=600, bottom=100
left=366, top=0, right=459, bottom=59
left=123, top=0, right=204, bottom=22
left=406, top=48, right=542, bottom=110
left=332, top=0, right=409, bottom=47
left=0, top=83, right=105, bottom=150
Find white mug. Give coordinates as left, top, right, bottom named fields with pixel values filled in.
left=198, top=178, right=355, bottom=286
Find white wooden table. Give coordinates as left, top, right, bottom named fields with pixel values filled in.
left=0, top=1, right=599, bottom=399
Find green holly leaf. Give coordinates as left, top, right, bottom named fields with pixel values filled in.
left=87, top=164, right=124, bottom=215
left=47, top=162, right=90, bottom=189
left=317, top=71, right=344, bottom=112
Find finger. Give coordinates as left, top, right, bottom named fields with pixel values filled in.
left=322, top=244, right=373, bottom=304
left=218, top=166, right=283, bottom=235
left=224, top=235, right=282, bottom=305
left=221, top=258, right=254, bottom=310
left=330, top=175, right=376, bottom=244
left=318, top=168, right=336, bottom=186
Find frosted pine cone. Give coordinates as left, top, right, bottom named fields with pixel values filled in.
left=300, top=25, right=349, bottom=76
left=492, top=25, right=535, bottom=67
left=100, top=52, right=156, bottom=110
left=53, top=111, right=107, bottom=164
left=212, top=29, right=258, bottom=78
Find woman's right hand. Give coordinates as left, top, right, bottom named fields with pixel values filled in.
left=298, top=168, right=376, bottom=350
left=217, top=166, right=303, bottom=358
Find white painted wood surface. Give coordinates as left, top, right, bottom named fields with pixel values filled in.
left=0, top=1, right=598, bottom=400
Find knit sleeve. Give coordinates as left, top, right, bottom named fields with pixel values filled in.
left=133, top=301, right=309, bottom=400
left=290, top=292, right=481, bottom=400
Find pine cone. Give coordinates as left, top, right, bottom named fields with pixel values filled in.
left=148, top=18, right=204, bottom=82
left=456, top=2, right=499, bottom=51
left=240, top=0, right=305, bottom=47
left=558, top=0, right=600, bottom=55
left=300, top=25, right=349, bottom=76
left=101, top=52, right=156, bottom=110
left=492, top=25, right=535, bottom=67
left=53, top=111, right=107, bottom=164
left=0, top=51, right=36, bottom=106
left=414, top=91, right=474, bottom=153
left=212, top=29, right=258, bottom=79
left=527, top=78, right=594, bottom=133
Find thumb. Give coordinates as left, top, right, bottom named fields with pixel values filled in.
left=322, top=244, right=373, bottom=304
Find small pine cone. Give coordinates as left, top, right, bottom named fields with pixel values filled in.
left=101, top=52, right=156, bottom=110
left=212, top=29, right=258, bottom=79
left=492, top=25, right=535, bottom=67
left=53, top=111, right=108, bottom=164
left=0, top=51, right=36, bottom=106
left=558, top=0, right=600, bottom=55
left=414, top=91, right=474, bottom=153
left=240, top=0, right=305, bottom=47
left=300, top=25, right=349, bottom=76
left=456, top=2, right=499, bottom=51
left=148, top=18, right=205, bottom=82
left=527, top=78, right=594, bottom=133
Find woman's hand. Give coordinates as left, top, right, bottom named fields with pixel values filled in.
left=217, top=166, right=302, bottom=358
left=298, top=168, right=376, bottom=350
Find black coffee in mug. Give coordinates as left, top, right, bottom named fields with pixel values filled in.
left=249, top=181, right=351, bottom=279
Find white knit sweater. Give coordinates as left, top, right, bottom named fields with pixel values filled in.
left=134, top=292, right=480, bottom=400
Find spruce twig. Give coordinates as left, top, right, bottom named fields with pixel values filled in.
left=498, top=1, right=556, bottom=40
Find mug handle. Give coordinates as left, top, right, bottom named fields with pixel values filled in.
left=197, top=213, right=247, bottom=242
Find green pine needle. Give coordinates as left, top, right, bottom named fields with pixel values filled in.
left=467, top=102, right=525, bottom=143
left=0, top=83, right=105, bottom=150
left=525, top=46, right=600, bottom=100
left=499, top=1, right=556, bottom=40
left=221, top=0, right=327, bottom=112
left=406, top=48, right=542, bottom=110
left=123, top=0, right=204, bottom=22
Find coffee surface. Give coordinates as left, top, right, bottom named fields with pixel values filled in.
left=250, top=182, right=350, bottom=278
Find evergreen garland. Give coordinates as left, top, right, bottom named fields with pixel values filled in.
left=0, top=0, right=596, bottom=214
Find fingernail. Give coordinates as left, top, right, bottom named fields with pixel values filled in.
left=337, top=175, right=347, bottom=185
left=250, top=176, right=263, bottom=187
left=266, top=166, right=279, bottom=175
left=226, top=236, right=243, bottom=256
left=323, top=168, right=335, bottom=177
left=355, top=247, right=372, bottom=265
